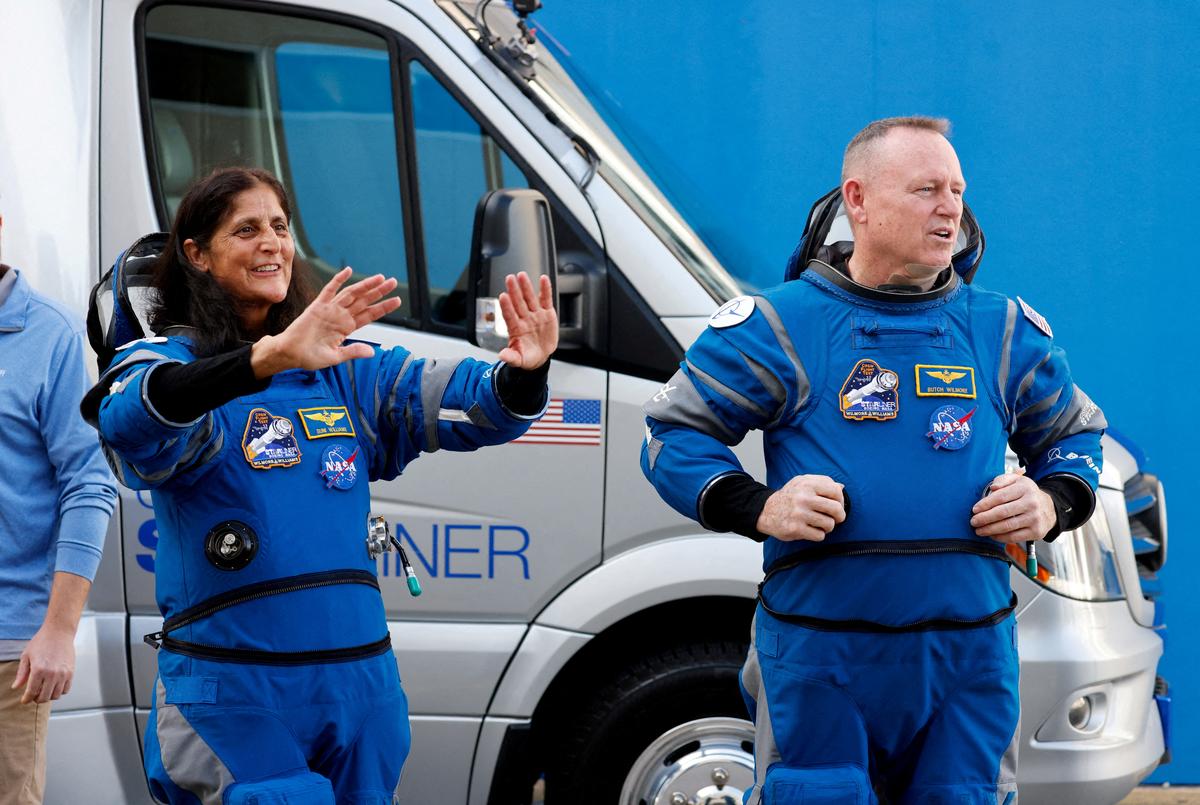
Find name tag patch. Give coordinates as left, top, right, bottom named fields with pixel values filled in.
left=915, top=364, right=977, bottom=399
left=320, top=444, right=359, bottom=490
left=298, top=406, right=355, bottom=440
left=242, top=408, right=302, bottom=469
left=840, top=359, right=899, bottom=421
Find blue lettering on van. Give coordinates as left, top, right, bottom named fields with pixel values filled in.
left=135, top=491, right=158, bottom=573
left=137, top=518, right=158, bottom=573
left=445, top=524, right=483, bottom=578
left=489, top=526, right=530, bottom=580
left=380, top=521, right=531, bottom=581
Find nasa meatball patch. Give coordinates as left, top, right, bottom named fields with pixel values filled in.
left=320, top=444, right=359, bottom=490
left=927, top=404, right=977, bottom=450
left=241, top=408, right=302, bottom=469
left=839, top=359, right=899, bottom=421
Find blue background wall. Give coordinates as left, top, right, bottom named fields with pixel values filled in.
left=534, top=0, right=1198, bottom=782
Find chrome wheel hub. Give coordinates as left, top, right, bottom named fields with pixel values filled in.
left=620, top=717, right=755, bottom=805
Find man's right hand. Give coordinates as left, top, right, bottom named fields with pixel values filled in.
left=12, top=624, right=76, bottom=705
left=756, top=475, right=847, bottom=541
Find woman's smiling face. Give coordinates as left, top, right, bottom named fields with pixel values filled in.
left=184, top=183, right=294, bottom=332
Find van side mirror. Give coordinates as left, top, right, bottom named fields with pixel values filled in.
left=467, top=188, right=558, bottom=351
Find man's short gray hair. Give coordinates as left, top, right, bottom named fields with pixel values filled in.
left=842, top=116, right=951, bottom=183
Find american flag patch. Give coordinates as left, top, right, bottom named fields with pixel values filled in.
left=514, top=398, right=602, bottom=446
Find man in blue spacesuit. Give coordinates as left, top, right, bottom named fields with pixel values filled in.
left=641, top=117, right=1104, bottom=803
left=83, top=168, right=558, bottom=804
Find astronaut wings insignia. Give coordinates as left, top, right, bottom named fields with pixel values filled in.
left=297, top=406, right=356, bottom=440
left=929, top=370, right=966, bottom=383
left=306, top=410, right=346, bottom=428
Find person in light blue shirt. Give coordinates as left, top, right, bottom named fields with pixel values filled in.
left=0, top=205, right=118, bottom=804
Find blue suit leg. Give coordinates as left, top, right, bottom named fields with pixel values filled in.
left=316, top=687, right=410, bottom=804
left=144, top=690, right=201, bottom=805
left=144, top=676, right=329, bottom=804
left=899, top=622, right=1020, bottom=804
left=743, top=609, right=876, bottom=805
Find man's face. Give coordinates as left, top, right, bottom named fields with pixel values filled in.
left=857, top=128, right=965, bottom=269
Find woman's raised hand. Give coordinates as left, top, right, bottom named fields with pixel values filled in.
left=497, top=272, right=558, bottom=370
left=252, top=268, right=401, bottom=377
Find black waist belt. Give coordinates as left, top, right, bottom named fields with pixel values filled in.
left=144, top=569, right=391, bottom=665
left=758, top=538, right=1018, bottom=634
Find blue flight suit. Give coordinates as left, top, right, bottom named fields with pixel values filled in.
left=641, top=261, right=1105, bottom=804
left=92, top=336, right=541, bottom=804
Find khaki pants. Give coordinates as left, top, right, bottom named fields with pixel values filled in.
left=0, top=661, right=50, bottom=805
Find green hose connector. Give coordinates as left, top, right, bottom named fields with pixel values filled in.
left=392, top=536, right=423, bottom=597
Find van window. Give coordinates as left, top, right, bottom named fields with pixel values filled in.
left=142, top=6, right=410, bottom=311
left=403, top=59, right=681, bottom=377
left=409, top=61, right=528, bottom=328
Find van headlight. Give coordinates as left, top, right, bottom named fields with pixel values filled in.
left=1067, top=696, right=1092, bottom=730
left=1006, top=502, right=1124, bottom=601
left=1036, top=688, right=1110, bottom=741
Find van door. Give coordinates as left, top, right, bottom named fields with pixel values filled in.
left=100, top=0, right=607, bottom=799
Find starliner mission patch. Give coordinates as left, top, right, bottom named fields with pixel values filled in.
left=242, top=408, right=302, bottom=469
left=839, top=359, right=900, bottom=421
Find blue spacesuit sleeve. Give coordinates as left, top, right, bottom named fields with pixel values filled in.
left=363, top=347, right=543, bottom=482
left=641, top=296, right=810, bottom=526
left=1001, top=298, right=1106, bottom=497
left=91, top=340, right=224, bottom=490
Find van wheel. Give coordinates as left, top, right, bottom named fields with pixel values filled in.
left=544, top=640, right=754, bottom=805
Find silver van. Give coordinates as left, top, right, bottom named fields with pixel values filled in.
left=0, top=0, right=1168, bottom=802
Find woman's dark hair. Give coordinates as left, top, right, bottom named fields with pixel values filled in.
left=149, top=167, right=316, bottom=356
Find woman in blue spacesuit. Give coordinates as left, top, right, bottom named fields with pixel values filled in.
left=86, top=167, right=557, bottom=804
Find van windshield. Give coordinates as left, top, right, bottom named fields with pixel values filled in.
left=438, top=1, right=743, bottom=303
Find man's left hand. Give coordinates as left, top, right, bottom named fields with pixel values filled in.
left=12, top=625, right=76, bottom=705
left=970, top=469, right=1057, bottom=544
left=498, top=272, right=558, bottom=370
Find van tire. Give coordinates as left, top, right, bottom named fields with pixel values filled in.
left=543, top=639, right=750, bottom=805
